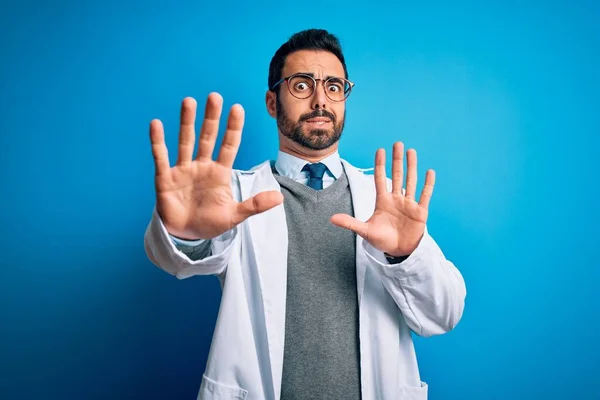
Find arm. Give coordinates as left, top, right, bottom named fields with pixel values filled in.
left=331, top=142, right=465, bottom=336
left=363, top=227, right=466, bottom=337
left=145, top=94, right=281, bottom=280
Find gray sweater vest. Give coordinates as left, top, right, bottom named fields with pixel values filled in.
left=274, top=169, right=362, bottom=400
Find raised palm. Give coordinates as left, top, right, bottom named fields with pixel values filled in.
left=150, top=94, right=283, bottom=240
left=331, top=142, right=435, bottom=257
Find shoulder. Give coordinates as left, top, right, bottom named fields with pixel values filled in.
left=341, top=158, right=394, bottom=191
left=230, top=160, right=273, bottom=178
left=223, top=160, right=273, bottom=201
left=341, top=158, right=373, bottom=176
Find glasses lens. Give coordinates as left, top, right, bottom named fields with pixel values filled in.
left=288, top=75, right=315, bottom=99
left=324, top=78, right=351, bottom=101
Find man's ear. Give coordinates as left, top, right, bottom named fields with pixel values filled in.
left=266, top=90, right=277, bottom=118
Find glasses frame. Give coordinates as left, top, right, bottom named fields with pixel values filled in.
left=270, top=73, right=355, bottom=102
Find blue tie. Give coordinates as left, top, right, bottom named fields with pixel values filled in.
left=302, top=162, right=328, bottom=190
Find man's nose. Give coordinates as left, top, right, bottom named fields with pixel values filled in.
left=310, top=81, right=328, bottom=109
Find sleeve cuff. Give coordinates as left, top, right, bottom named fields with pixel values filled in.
left=167, top=226, right=236, bottom=247
left=362, top=227, right=437, bottom=279
left=170, top=235, right=207, bottom=247
left=150, top=207, right=237, bottom=263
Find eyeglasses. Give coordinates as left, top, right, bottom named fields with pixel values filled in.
left=270, top=73, right=355, bottom=102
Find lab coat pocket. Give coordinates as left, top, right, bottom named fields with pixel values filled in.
left=197, top=374, right=248, bottom=400
left=397, top=381, right=428, bottom=399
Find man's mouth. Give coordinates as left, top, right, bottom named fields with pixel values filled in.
left=305, top=118, right=331, bottom=126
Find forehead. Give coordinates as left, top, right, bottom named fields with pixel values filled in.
left=282, top=50, right=345, bottom=78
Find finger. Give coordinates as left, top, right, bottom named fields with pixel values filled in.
left=419, top=169, right=436, bottom=208
left=405, top=149, right=418, bottom=200
left=392, top=142, right=404, bottom=194
left=177, top=97, right=197, bottom=165
left=374, top=148, right=387, bottom=195
left=150, top=119, right=170, bottom=177
left=196, top=93, right=224, bottom=161
left=217, top=104, right=245, bottom=168
left=232, top=191, right=284, bottom=225
left=330, top=214, right=370, bottom=239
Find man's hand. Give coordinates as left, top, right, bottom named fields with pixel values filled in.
left=330, top=142, right=435, bottom=257
left=150, top=93, right=283, bottom=240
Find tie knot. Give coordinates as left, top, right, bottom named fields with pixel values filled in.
left=302, top=162, right=327, bottom=179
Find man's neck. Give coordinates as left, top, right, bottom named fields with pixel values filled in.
left=279, top=140, right=339, bottom=163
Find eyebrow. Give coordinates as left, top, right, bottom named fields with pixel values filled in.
left=294, top=72, right=343, bottom=80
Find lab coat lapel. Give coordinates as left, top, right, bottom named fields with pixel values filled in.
left=341, top=159, right=377, bottom=306
left=238, top=160, right=288, bottom=400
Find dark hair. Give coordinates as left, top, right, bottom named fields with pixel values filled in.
left=268, top=29, right=348, bottom=92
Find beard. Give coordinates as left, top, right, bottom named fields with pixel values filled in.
left=276, top=96, right=345, bottom=151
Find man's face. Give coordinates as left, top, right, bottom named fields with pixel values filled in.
left=274, top=50, right=347, bottom=151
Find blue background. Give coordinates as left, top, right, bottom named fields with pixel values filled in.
left=1, top=0, right=599, bottom=399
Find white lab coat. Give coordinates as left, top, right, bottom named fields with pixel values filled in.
left=144, top=158, right=466, bottom=400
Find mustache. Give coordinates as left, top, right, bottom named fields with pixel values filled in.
left=299, top=109, right=336, bottom=123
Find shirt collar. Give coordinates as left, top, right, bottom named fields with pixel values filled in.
left=274, top=150, right=343, bottom=180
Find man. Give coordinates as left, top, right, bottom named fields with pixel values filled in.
left=144, top=29, right=466, bottom=400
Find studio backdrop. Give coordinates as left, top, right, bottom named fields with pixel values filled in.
left=1, top=1, right=599, bottom=399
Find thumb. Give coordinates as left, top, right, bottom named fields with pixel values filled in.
left=330, top=214, right=370, bottom=239
left=232, top=190, right=284, bottom=225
